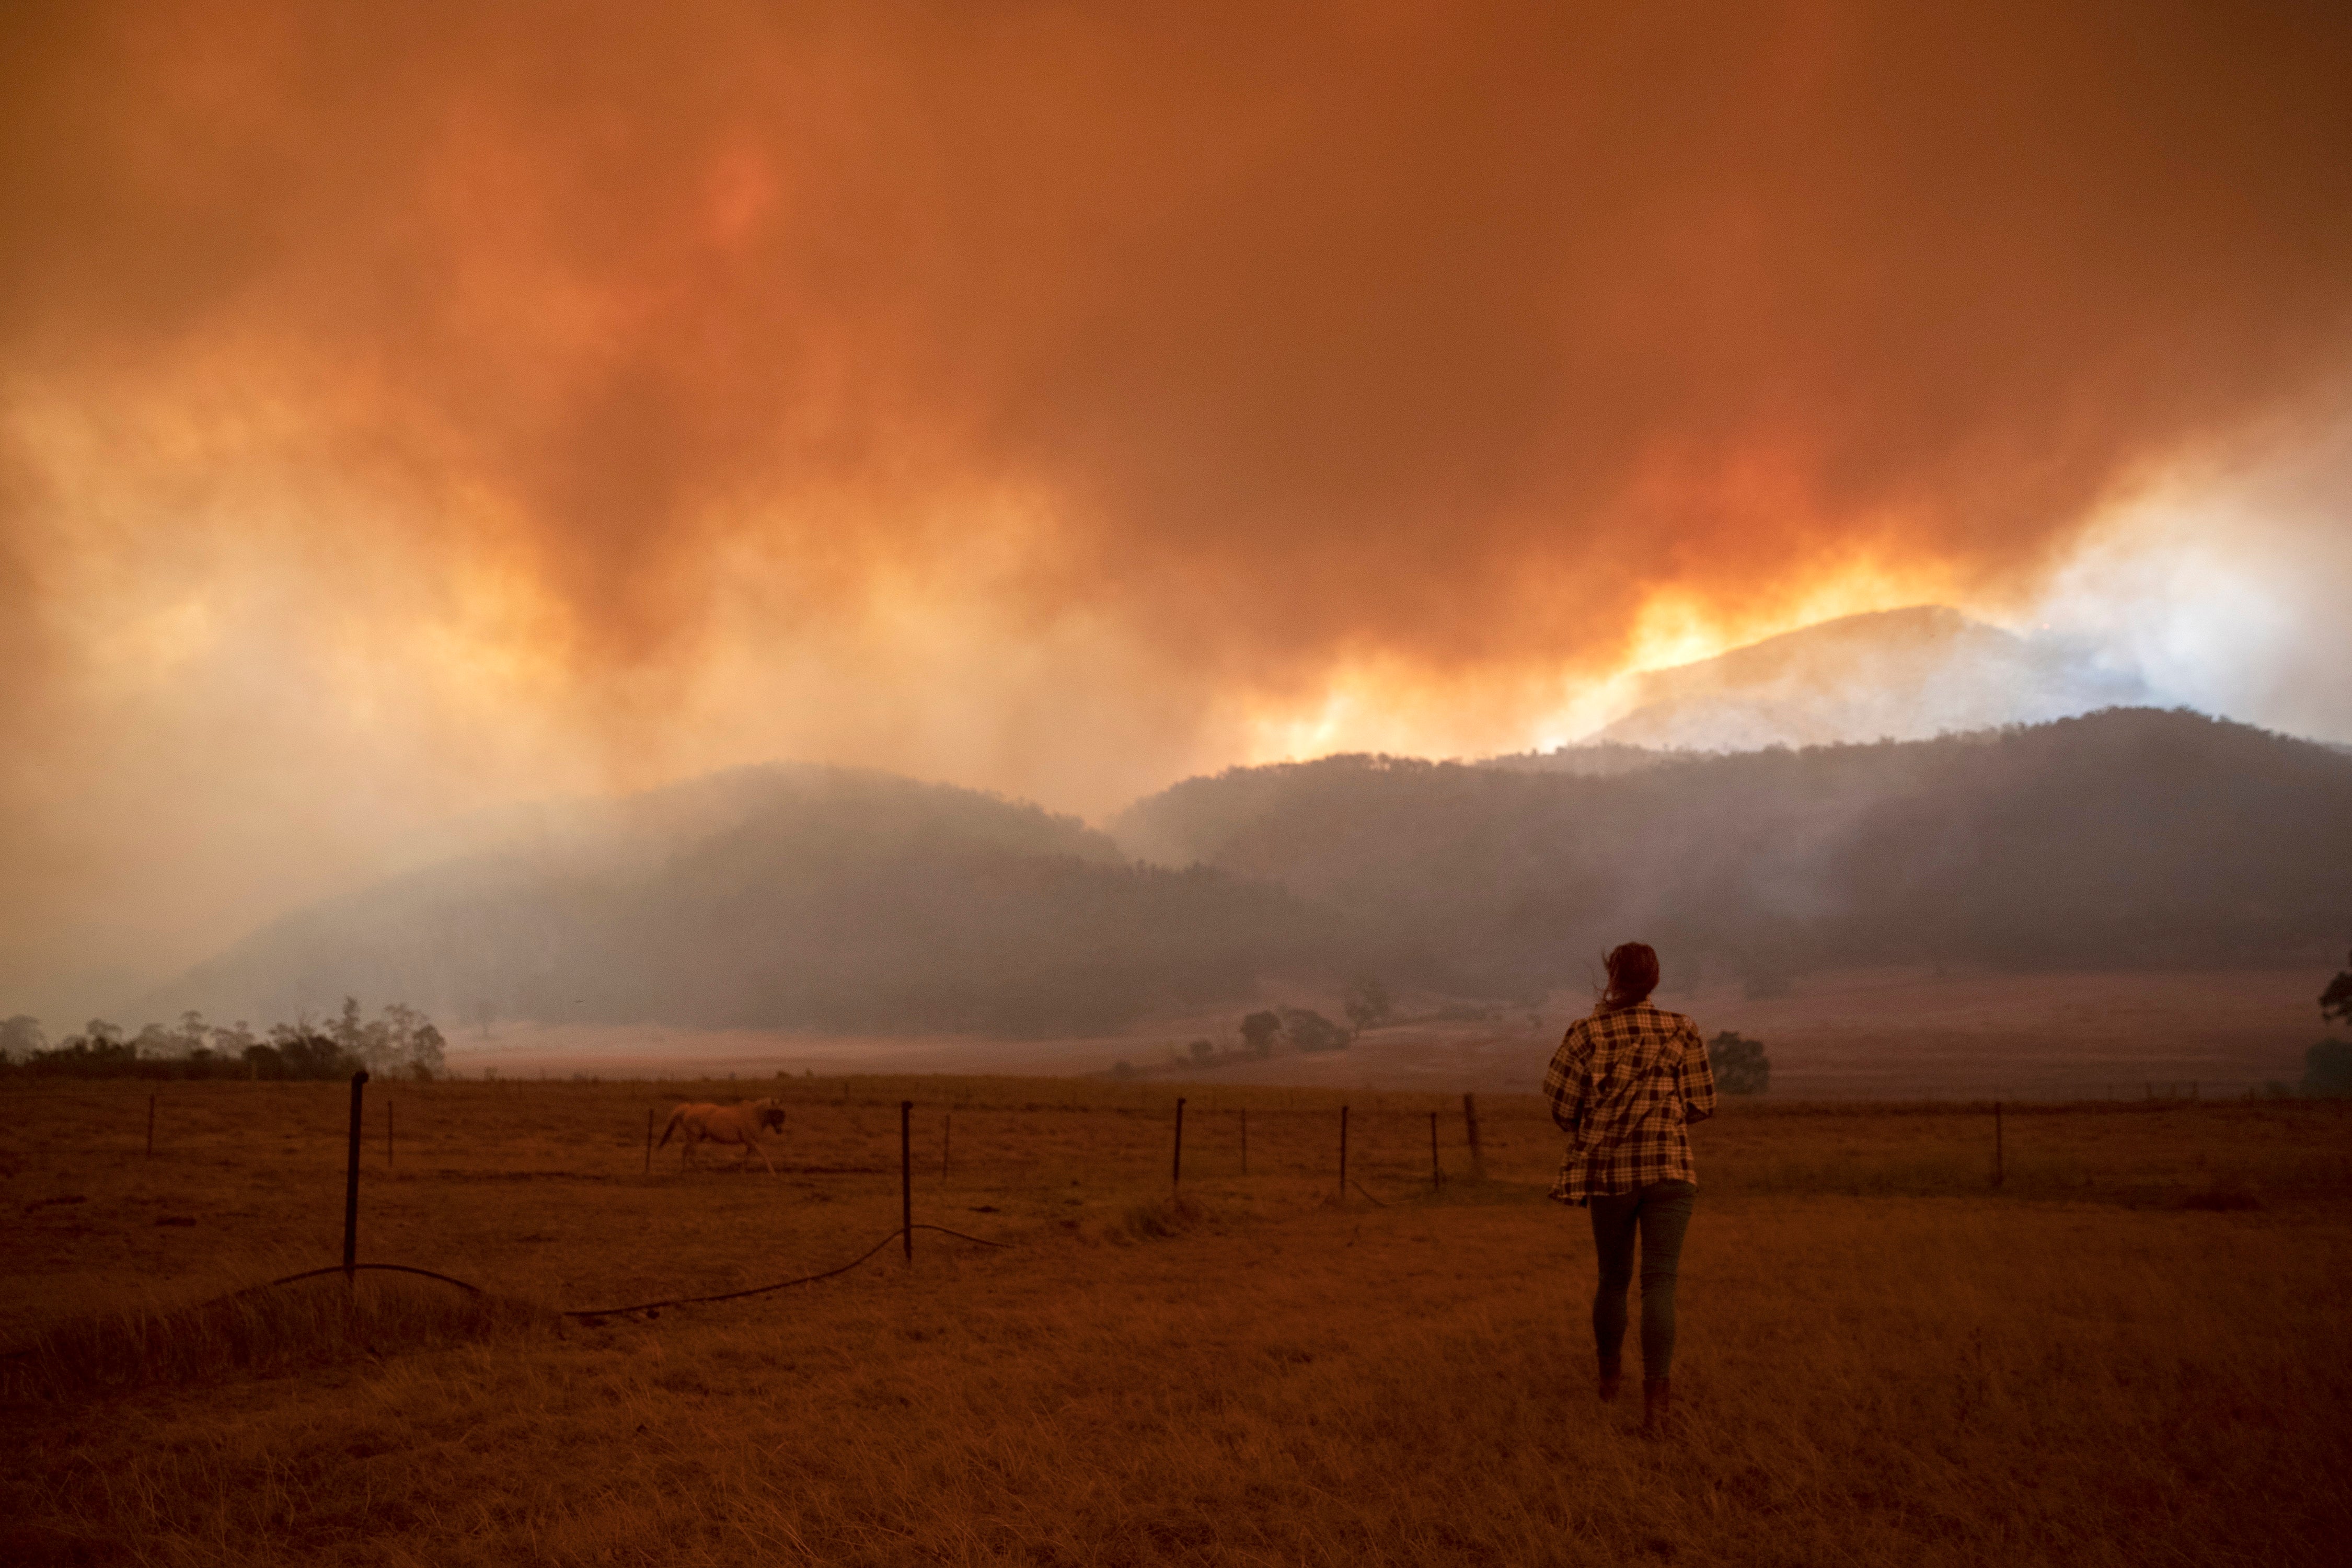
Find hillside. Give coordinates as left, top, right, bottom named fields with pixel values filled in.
left=150, top=767, right=1330, bottom=1035
left=140, top=711, right=2352, bottom=1038
left=1113, top=708, right=2352, bottom=997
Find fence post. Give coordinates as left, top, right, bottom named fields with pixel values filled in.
left=901, top=1100, right=914, bottom=1263
left=1430, top=1110, right=1441, bottom=1189
left=1993, top=1100, right=2004, bottom=1189
left=1173, top=1097, right=1185, bottom=1186
left=1339, top=1105, right=1350, bottom=1195
left=1463, top=1093, right=1485, bottom=1179
left=1240, top=1108, right=1248, bottom=1175
left=644, top=1107, right=654, bottom=1175
left=343, top=1070, right=369, bottom=1281
left=146, top=1094, right=156, bottom=1158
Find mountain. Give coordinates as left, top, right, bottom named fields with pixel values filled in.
left=141, top=710, right=2352, bottom=1037
left=1572, top=605, right=2151, bottom=753
left=1112, top=709, right=2352, bottom=997
left=148, top=766, right=1330, bottom=1035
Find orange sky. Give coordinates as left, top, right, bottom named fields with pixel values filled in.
left=5, top=1, right=2352, bottom=1020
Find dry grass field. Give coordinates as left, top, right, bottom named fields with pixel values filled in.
left=4, top=1076, right=2349, bottom=1566
left=437, top=964, right=2339, bottom=1100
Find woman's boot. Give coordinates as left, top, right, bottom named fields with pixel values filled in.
left=1642, top=1378, right=1673, bottom=1436
left=1597, top=1355, right=1623, bottom=1402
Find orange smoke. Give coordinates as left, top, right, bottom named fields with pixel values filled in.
left=5, top=1, right=2352, bottom=1012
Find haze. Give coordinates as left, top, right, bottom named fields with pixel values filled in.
left=6, top=1, right=2352, bottom=1022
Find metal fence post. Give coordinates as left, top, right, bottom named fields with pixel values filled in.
left=901, top=1100, right=914, bottom=1263
left=1339, top=1104, right=1349, bottom=1195
left=343, top=1070, right=369, bottom=1280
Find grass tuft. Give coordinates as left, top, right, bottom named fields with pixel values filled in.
left=1115, top=1191, right=1208, bottom=1241
left=2175, top=1179, right=2265, bottom=1211
left=1, top=1271, right=554, bottom=1400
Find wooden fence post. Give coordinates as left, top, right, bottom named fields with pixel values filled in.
left=343, top=1070, right=369, bottom=1281
left=1463, top=1093, right=1485, bottom=1179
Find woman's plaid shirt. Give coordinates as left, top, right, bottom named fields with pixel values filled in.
left=1544, top=1002, right=1718, bottom=1205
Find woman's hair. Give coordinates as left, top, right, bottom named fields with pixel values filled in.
left=1597, top=941, right=1661, bottom=1012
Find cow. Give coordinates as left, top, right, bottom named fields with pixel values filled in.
left=657, top=1097, right=786, bottom=1173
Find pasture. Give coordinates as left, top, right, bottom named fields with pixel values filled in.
left=3, top=1076, right=2349, bottom=1566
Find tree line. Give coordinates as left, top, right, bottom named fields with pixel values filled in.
left=0, top=998, right=446, bottom=1080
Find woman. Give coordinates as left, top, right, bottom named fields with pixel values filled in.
left=1544, top=941, right=1717, bottom=1434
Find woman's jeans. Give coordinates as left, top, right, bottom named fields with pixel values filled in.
left=1588, top=1180, right=1696, bottom=1377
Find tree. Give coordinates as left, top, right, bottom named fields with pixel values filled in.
left=0, top=1016, right=44, bottom=1061
left=267, top=1022, right=362, bottom=1080
left=1280, top=1007, right=1351, bottom=1054
left=2303, top=1040, right=2352, bottom=1098
left=1240, top=1010, right=1283, bottom=1056
left=2322, top=951, right=2352, bottom=1028
left=1343, top=977, right=1392, bottom=1032
left=1709, top=1031, right=1771, bottom=1095
left=1188, top=1039, right=1215, bottom=1064
left=407, top=1022, right=446, bottom=1080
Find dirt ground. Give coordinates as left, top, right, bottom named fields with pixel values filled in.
left=440, top=965, right=2342, bottom=1100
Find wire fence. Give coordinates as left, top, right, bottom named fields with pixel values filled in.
left=9, top=1073, right=2341, bottom=1362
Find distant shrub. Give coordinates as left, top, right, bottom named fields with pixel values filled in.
left=1342, top=977, right=1392, bottom=1031
left=1188, top=1039, right=1215, bottom=1064
left=2300, top=1039, right=2352, bottom=1098
left=1710, top=1031, right=1771, bottom=1095
left=1111, top=1060, right=1136, bottom=1079
left=1280, top=1007, right=1351, bottom=1054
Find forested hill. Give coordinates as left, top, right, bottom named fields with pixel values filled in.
left=149, top=767, right=1332, bottom=1035
left=142, top=710, right=2352, bottom=1035
left=1112, top=709, right=2352, bottom=998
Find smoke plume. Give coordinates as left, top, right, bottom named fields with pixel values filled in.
left=5, top=1, right=2351, bottom=1016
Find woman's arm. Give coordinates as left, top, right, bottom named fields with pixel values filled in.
left=1680, top=1021, right=1720, bottom=1124
left=1544, top=1023, right=1590, bottom=1132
